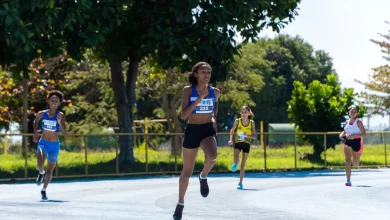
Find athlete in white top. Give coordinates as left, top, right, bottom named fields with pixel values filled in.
left=339, top=105, right=366, bottom=186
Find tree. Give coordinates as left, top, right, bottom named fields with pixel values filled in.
left=59, top=55, right=117, bottom=134
left=137, top=59, right=186, bottom=156
left=0, top=53, right=74, bottom=148
left=0, top=0, right=126, bottom=154
left=1, top=0, right=132, bottom=166
left=250, top=35, right=336, bottom=128
left=0, top=56, right=64, bottom=126
left=27, top=52, right=119, bottom=134
left=1, top=0, right=64, bottom=77
left=356, top=22, right=390, bottom=125
left=217, top=42, right=266, bottom=129
left=86, top=0, right=302, bottom=165
left=137, top=46, right=266, bottom=154
left=0, top=70, right=21, bottom=130
left=2, top=1, right=301, bottom=167
left=287, top=74, right=365, bottom=160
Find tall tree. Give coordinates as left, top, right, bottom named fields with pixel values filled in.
left=0, top=0, right=125, bottom=153
left=1, top=0, right=65, bottom=147
left=59, top=55, right=117, bottom=134
left=2, top=1, right=301, bottom=166
left=287, top=74, right=365, bottom=160
left=356, top=22, right=390, bottom=125
left=251, top=35, right=336, bottom=128
left=217, top=42, right=267, bottom=129
left=87, top=0, right=302, bottom=165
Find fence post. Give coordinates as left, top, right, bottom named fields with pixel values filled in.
left=133, top=121, right=137, bottom=148
left=260, top=121, right=264, bottom=148
left=294, top=134, right=297, bottom=170
left=84, top=136, right=88, bottom=176
left=4, top=134, right=8, bottom=154
left=145, top=117, right=149, bottom=173
left=384, top=133, right=387, bottom=167
left=260, top=121, right=266, bottom=170
left=324, top=134, right=327, bottom=168
left=174, top=134, right=178, bottom=172
left=116, top=135, right=119, bottom=174
left=24, top=136, right=28, bottom=179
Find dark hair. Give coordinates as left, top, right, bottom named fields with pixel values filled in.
left=241, top=106, right=254, bottom=120
left=348, top=105, right=359, bottom=112
left=48, top=90, right=64, bottom=102
left=187, top=61, right=212, bottom=85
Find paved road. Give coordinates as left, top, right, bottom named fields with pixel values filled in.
left=1, top=169, right=389, bottom=220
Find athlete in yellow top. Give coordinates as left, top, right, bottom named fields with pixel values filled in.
left=228, top=106, right=256, bottom=189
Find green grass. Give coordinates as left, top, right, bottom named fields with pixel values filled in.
left=1, top=144, right=389, bottom=180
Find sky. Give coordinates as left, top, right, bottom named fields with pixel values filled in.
left=244, top=0, right=390, bottom=130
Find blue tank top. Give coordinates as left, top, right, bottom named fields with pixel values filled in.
left=188, top=85, right=216, bottom=114
left=41, top=110, right=60, bottom=132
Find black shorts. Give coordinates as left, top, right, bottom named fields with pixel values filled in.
left=345, top=138, right=362, bottom=152
left=234, top=142, right=250, bottom=153
left=183, top=122, right=216, bottom=149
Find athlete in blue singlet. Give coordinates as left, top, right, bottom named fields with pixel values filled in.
left=33, top=90, right=68, bottom=200
left=173, top=61, right=221, bottom=220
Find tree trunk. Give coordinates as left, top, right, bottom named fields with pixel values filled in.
left=27, top=112, right=35, bottom=150
left=170, top=96, right=182, bottom=156
left=109, top=58, right=134, bottom=171
left=126, top=58, right=138, bottom=156
left=161, top=91, right=176, bottom=154
left=171, top=113, right=182, bottom=156
left=309, top=143, right=323, bottom=162
left=161, top=89, right=183, bottom=156
left=126, top=59, right=138, bottom=116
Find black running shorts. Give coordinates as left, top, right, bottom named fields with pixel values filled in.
left=182, top=122, right=216, bottom=149
left=234, top=142, right=250, bottom=153
left=345, top=138, right=362, bottom=152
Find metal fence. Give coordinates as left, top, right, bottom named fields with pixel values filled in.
left=0, top=131, right=389, bottom=181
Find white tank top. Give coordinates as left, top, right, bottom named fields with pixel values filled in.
left=344, top=118, right=362, bottom=135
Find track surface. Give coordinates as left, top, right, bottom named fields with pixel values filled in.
left=1, top=169, right=390, bottom=220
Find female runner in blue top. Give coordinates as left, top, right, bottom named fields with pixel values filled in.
left=33, top=90, right=68, bottom=200
left=173, top=62, right=221, bottom=220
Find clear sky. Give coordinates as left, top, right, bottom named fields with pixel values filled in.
left=245, top=0, right=390, bottom=129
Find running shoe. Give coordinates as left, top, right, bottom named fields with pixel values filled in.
left=199, top=176, right=209, bottom=197
left=231, top=163, right=238, bottom=172
left=173, top=204, right=184, bottom=220
left=41, top=190, right=48, bottom=200
left=36, top=173, right=45, bottom=186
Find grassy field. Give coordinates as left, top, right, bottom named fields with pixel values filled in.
left=0, top=144, right=389, bottom=180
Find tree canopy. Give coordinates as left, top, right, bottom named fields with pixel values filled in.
left=356, top=22, right=390, bottom=118
left=1, top=0, right=302, bottom=166
left=246, top=35, right=336, bottom=127
left=287, top=74, right=365, bottom=159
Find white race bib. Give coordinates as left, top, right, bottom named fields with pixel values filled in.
left=237, top=132, right=247, bottom=141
